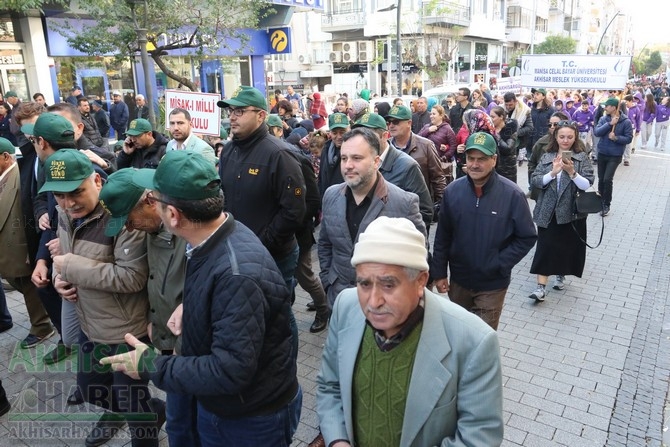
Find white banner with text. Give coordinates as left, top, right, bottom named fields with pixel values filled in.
left=521, top=55, right=632, bottom=90
left=164, top=90, right=221, bottom=136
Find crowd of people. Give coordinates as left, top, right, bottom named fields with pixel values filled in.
left=0, top=74, right=667, bottom=446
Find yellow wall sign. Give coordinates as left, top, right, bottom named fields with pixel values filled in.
left=269, top=27, right=291, bottom=54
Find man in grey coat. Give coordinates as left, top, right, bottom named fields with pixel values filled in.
left=318, top=128, right=426, bottom=306
left=352, top=112, right=433, bottom=228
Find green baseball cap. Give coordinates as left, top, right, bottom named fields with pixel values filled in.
left=99, top=168, right=147, bottom=237
left=328, top=113, right=350, bottom=130
left=386, top=105, right=412, bottom=121
left=0, top=137, right=15, bottom=155
left=217, top=86, right=267, bottom=110
left=352, top=113, right=388, bottom=130
left=531, top=88, right=547, bottom=96
left=133, top=150, right=221, bottom=201
left=266, top=114, right=283, bottom=128
left=4, top=91, right=17, bottom=98
left=126, top=118, right=153, bottom=136
left=604, top=97, right=619, bottom=107
left=38, top=149, right=94, bottom=194
left=21, top=113, right=75, bottom=145
left=465, top=132, right=497, bottom=157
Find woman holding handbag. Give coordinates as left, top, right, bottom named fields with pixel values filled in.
left=528, top=120, right=595, bottom=302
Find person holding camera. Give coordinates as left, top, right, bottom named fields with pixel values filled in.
left=528, top=120, right=595, bottom=302
left=117, top=118, right=168, bottom=169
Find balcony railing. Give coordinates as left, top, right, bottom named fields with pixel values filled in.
left=421, top=1, right=471, bottom=27
left=321, top=9, right=366, bottom=29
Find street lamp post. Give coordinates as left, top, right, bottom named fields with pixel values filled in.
left=379, top=1, right=402, bottom=96
left=129, top=0, right=156, bottom=129
left=597, top=11, right=621, bottom=54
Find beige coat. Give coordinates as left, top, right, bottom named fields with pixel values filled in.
left=0, top=163, right=32, bottom=278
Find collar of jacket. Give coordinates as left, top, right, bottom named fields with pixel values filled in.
left=466, top=169, right=499, bottom=194
left=61, top=202, right=107, bottom=231
left=231, top=123, right=268, bottom=150
left=337, top=171, right=389, bottom=203
left=188, top=212, right=236, bottom=259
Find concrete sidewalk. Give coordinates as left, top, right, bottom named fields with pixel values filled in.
left=1, top=138, right=669, bottom=446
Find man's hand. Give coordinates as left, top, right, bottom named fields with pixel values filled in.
left=52, top=254, right=67, bottom=275
left=82, top=149, right=108, bottom=169
left=99, top=333, right=150, bottom=380
left=609, top=131, right=617, bottom=141
left=435, top=278, right=450, bottom=294
left=31, top=260, right=50, bottom=288
left=38, top=213, right=50, bottom=230
left=123, top=139, right=135, bottom=155
left=167, top=304, right=183, bottom=336
left=54, top=274, right=78, bottom=302
left=46, top=238, right=61, bottom=258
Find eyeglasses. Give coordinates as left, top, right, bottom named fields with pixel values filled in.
left=557, top=120, right=577, bottom=129
left=29, top=136, right=40, bottom=144
left=386, top=119, right=402, bottom=125
left=548, top=122, right=560, bottom=128
left=228, top=108, right=262, bottom=117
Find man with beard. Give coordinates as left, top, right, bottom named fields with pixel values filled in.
left=165, top=108, right=217, bottom=165
left=78, top=97, right=106, bottom=148
left=317, top=112, right=349, bottom=197
left=318, top=127, right=426, bottom=306
left=118, top=118, right=169, bottom=169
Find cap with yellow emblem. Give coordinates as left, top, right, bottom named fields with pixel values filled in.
left=465, top=132, right=497, bottom=156
left=352, top=113, right=388, bottom=130
left=328, top=112, right=350, bottom=130
left=217, top=86, right=267, bottom=111
left=38, top=149, right=94, bottom=194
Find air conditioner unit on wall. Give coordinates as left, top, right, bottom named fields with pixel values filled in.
left=299, top=54, right=312, bottom=64
left=342, top=42, right=358, bottom=63
left=330, top=51, right=342, bottom=63
left=358, top=41, right=374, bottom=62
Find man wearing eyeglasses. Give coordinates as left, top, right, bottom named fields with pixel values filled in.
left=448, top=87, right=474, bottom=131
left=166, top=107, right=218, bottom=165
left=217, top=86, right=306, bottom=352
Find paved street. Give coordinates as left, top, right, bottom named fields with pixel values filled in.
left=1, top=134, right=670, bottom=446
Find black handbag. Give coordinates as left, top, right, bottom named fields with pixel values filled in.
left=574, top=190, right=603, bottom=214
left=572, top=190, right=604, bottom=249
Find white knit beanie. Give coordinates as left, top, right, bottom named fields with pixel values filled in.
left=351, top=216, right=428, bottom=271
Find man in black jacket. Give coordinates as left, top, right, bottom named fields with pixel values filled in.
left=318, top=112, right=349, bottom=197
left=102, top=150, right=302, bottom=446
left=77, top=97, right=106, bottom=148
left=117, top=118, right=168, bottom=169
left=449, top=87, right=474, bottom=132
left=91, top=100, right=111, bottom=140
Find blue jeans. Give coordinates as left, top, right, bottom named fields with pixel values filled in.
left=597, top=153, right=622, bottom=207
left=197, top=387, right=302, bottom=447
left=273, top=246, right=300, bottom=361
left=166, top=392, right=200, bottom=447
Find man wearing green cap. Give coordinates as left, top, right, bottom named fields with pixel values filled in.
left=318, top=112, right=350, bottom=197
left=386, top=105, right=446, bottom=221
left=99, top=167, right=194, bottom=446
left=217, top=86, right=306, bottom=295
left=39, top=149, right=161, bottom=446
left=100, top=150, right=302, bottom=446
left=117, top=118, right=168, bottom=169
left=593, top=96, right=633, bottom=215
left=353, top=112, right=433, bottom=228
left=165, top=107, right=217, bottom=165
left=432, top=132, right=536, bottom=330
left=0, top=137, right=55, bottom=347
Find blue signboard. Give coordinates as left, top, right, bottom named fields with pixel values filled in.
left=268, top=27, right=291, bottom=54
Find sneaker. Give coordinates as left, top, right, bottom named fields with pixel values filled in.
left=553, top=275, right=565, bottom=290
left=43, top=342, right=73, bottom=365
left=623, top=160, right=630, bottom=166
left=529, top=286, right=546, bottom=302
left=20, top=329, right=55, bottom=349
left=600, top=205, right=610, bottom=216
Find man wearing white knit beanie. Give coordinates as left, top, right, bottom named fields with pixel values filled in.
left=316, top=216, right=504, bottom=447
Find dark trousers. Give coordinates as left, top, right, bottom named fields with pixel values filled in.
left=295, top=246, right=329, bottom=316
left=0, top=276, right=11, bottom=326
left=6, top=276, right=53, bottom=337
left=448, top=281, right=508, bottom=330
left=77, top=331, right=158, bottom=447
left=597, top=153, right=622, bottom=207
left=273, top=246, right=300, bottom=362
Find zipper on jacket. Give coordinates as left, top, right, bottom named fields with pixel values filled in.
left=160, top=253, right=175, bottom=295
left=476, top=197, right=480, bottom=208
